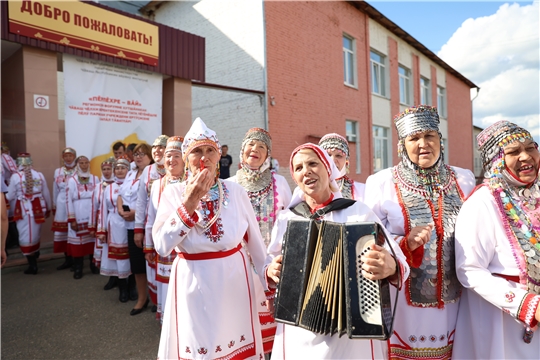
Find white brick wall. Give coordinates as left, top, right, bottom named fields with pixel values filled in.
left=154, top=0, right=266, bottom=163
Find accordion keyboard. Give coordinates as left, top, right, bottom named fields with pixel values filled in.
left=356, top=237, right=383, bottom=326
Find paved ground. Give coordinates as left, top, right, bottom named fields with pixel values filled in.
left=1, top=257, right=161, bottom=359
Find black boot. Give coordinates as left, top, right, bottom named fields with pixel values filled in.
left=73, top=257, right=84, bottom=279
left=128, top=274, right=138, bottom=301
left=89, top=255, right=99, bottom=274
left=24, top=254, right=38, bottom=275
left=103, top=276, right=118, bottom=290
left=57, top=253, right=73, bottom=270
left=118, top=278, right=129, bottom=303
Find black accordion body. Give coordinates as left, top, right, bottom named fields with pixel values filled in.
left=274, top=219, right=395, bottom=339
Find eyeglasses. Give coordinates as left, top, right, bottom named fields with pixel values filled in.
left=133, top=152, right=146, bottom=158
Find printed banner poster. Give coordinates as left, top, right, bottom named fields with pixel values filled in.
left=63, top=54, right=162, bottom=175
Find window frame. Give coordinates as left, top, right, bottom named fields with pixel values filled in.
left=343, top=35, right=357, bottom=88
left=398, top=65, right=411, bottom=105
left=370, top=50, right=387, bottom=97
left=346, top=120, right=361, bottom=174
left=420, top=76, right=431, bottom=105
left=372, top=125, right=390, bottom=172
left=437, top=86, right=447, bottom=118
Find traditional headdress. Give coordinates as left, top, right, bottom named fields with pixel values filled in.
left=152, top=135, right=169, bottom=148
left=239, top=128, right=272, bottom=174
left=289, top=143, right=341, bottom=195
left=477, top=120, right=534, bottom=176
left=16, top=153, right=32, bottom=167
left=319, top=133, right=349, bottom=159
left=75, top=155, right=91, bottom=178
left=62, top=147, right=77, bottom=156
left=394, top=105, right=443, bottom=169
left=165, top=136, right=184, bottom=154
left=2, top=141, right=10, bottom=154
left=114, top=155, right=131, bottom=169
left=101, top=157, right=115, bottom=169
left=182, top=117, right=221, bottom=162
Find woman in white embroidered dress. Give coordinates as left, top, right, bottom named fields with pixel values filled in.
left=97, top=156, right=130, bottom=299
left=229, top=128, right=292, bottom=355
left=363, top=106, right=475, bottom=359
left=319, top=133, right=365, bottom=201
left=265, top=143, right=409, bottom=359
left=144, top=136, right=184, bottom=323
left=153, top=118, right=267, bottom=359
left=52, top=147, right=77, bottom=270
left=453, top=121, right=540, bottom=358
left=118, top=143, right=153, bottom=314
left=66, top=155, right=99, bottom=280
left=7, top=153, right=51, bottom=274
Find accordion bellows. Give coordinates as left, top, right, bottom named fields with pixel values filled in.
left=274, top=219, right=395, bottom=339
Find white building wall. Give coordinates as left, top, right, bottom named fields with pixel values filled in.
left=153, top=0, right=265, bottom=165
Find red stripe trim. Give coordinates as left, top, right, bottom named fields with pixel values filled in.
left=176, top=243, right=242, bottom=261
left=493, top=273, right=520, bottom=283
left=20, top=242, right=40, bottom=255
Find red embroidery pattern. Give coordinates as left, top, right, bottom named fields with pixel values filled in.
left=215, top=345, right=222, bottom=353
left=240, top=335, right=245, bottom=342
left=505, top=291, right=515, bottom=303
left=170, top=218, right=177, bottom=227
left=179, top=230, right=187, bottom=237
left=228, top=340, right=235, bottom=348
left=185, top=347, right=191, bottom=353
left=197, top=347, right=207, bottom=355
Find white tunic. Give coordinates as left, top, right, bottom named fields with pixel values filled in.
left=6, top=169, right=51, bottom=254
left=52, top=167, right=75, bottom=250
left=153, top=179, right=267, bottom=360
left=266, top=197, right=410, bottom=360
left=453, top=186, right=540, bottom=359
left=364, top=167, right=475, bottom=359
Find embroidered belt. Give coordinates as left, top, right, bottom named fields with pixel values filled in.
left=177, top=243, right=242, bottom=260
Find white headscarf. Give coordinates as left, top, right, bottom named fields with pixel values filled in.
left=288, top=143, right=342, bottom=208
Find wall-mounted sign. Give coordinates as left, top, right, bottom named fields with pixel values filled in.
left=8, top=1, right=159, bottom=65
left=33, top=94, right=49, bottom=109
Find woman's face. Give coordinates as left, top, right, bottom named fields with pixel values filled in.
left=77, top=158, right=90, bottom=172
left=152, top=145, right=165, bottom=164
left=404, top=130, right=441, bottom=168
left=292, top=149, right=331, bottom=203
left=165, top=151, right=184, bottom=177
left=242, top=140, right=268, bottom=169
left=63, top=152, right=76, bottom=164
left=114, top=166, right=128, bottom=179
left=101, top=165, right=113, bottom=179
left=503, top=139, right=540, bottom=183
left=326, top=148, right=347, bottom=172
left=134, top=150, right=151, bottom=169
left=187, top=145, right=220, bottom=175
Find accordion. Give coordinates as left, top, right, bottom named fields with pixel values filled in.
left=274, top=219, right=396, bottom=339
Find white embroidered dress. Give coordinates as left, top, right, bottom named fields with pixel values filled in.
left=266, top=194, right=409, bottom=360
left=453, top=186, right=540, bottom=358
left=364, top=167, right=475, bottom=359
left=153, top=179, right=267, bottom=360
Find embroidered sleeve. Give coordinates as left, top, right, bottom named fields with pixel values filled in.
left=517, top=294, right=540, bottom=328
left=176, top=203, right=199, bottom=228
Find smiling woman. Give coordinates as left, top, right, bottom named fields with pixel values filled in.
left=453, top=121, right=540, bottom=358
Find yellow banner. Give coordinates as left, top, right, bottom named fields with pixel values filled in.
left=8, top=0, right=159, bottom=65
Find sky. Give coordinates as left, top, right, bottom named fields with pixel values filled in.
left=368, top=0, right=540, bottom=142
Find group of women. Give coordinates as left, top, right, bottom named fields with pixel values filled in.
left=31, top=103, right=539, bottom=359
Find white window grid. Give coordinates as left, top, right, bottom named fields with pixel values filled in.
left=343, top=36, right=355, bottom=87
left=370, top=51, right=386, bottom=97
left=420, top=77, right=430, bottom=105
left=398, top=65, right=411, bottom=105
left=346, top=120, right=361, bottom=174
left=373, top=125, right=389, bottom=172
left=437, top=86, right=447, bottom=118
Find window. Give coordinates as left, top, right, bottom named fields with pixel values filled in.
left=398, top=65, right=411, bottom=105
left=346, top=120, right=361, bottom=174
left=420, top=77, right=430, bottom=105
left=370, top=51, right=386, bottom=96
left=373, top=126, right=389, bottom=172
left=343, top=36, right=355, bottom=87
left=437, top=86, right=447, bottom=118
left=442, top=138, right=448, bottom=163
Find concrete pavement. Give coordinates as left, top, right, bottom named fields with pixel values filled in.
left=1, top=257, right=161, bottom=359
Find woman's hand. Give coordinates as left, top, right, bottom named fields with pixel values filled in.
left=70, top=222, right=78, bottom=232
left=266, top=255, right=283, bottom=288
left=407, top=224, right=433, bottom=252
left=97, top=234, right=105, bottom=244
left=361, top=244, right=397, bottom=281
left=134, top=233, right=144, bottom=248
left=122, top=210, right=135, bottom=222
left=144, top=252, right=156, bottom=262
left=183, top=168, right=215, bottom=214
